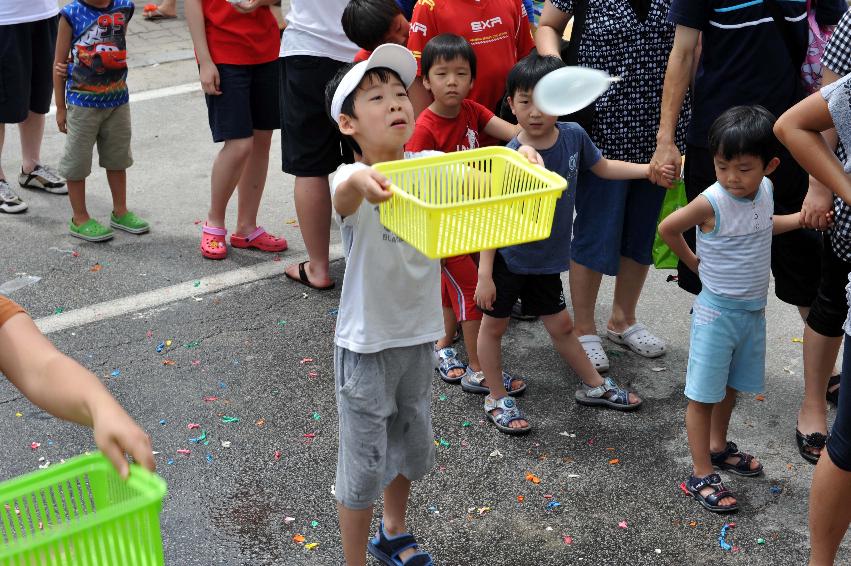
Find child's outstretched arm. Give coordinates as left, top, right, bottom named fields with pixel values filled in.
left=333, top=167, right=393, bottom=217
left=775, top=93, right=851, bottom=204
left=590, top=157, right=676, bottom=186
left=658, top=196, right=714, bottom=274
left=773, top=212, right=805, bottom=235
left=185, top=0, right=221, bottom=95
left=52, top=18, right=72, bottom=134
left=483, top=116, right=522, bottom=142
left=0, top=312, right=155, bottom=479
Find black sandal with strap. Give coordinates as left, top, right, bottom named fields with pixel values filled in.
left=686, top=473, right=739, bottom=513
left=710, top=441, right=763, bottom=477
left=796, top=428, right=827, bottom=465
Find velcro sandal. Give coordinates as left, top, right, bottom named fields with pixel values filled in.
left=367, top=521, right=433, bottom=566
left=436, top=347, right=468, bottom=384
left=200, top=223, right=227, bottom=260
left=484, top=394, right=530, bottom=435
left=575, top=376, right=641, bottom=411
left=461, top=369, right=526, bottom=396
left=710, top=441, right=763, bottom=477
left=686, top=473, right=738, bottom=513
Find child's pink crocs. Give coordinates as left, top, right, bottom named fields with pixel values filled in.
left=230, top=226, right=287, bottom=253
left=200, top=223, right=227, bottom=260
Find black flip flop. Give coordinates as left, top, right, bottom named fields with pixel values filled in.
left=827, top=374, right=841, bottom=406
left=796, top=428, right=826, bottom=465
left=285, top=261, right=335, bottom=291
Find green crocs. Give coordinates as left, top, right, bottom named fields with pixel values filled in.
left=110, top=210, right=150, bottom=234
left=69, top=218, right=114, bottom=242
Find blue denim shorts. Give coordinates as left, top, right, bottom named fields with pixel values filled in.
left=571, top=171, right=666, bottom=276
left=684, top=292, right=766, bottom=404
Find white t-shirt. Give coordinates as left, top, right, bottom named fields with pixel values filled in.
left=280, top=0, right=359, bottom=62
left=0, top=0, right=59, bottom=25
left=332, top=154, right=443, bottom=354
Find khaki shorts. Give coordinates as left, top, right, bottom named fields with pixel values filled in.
left=59, top=104, right=133, bottom=180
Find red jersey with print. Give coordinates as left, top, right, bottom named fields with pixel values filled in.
left=407, top=0, right=535, bottom=114
left=202, top=0, right=280, bottom=66
left=61, top=0, right=133, bottom=108
left=406, top=99, right=494, bottom=153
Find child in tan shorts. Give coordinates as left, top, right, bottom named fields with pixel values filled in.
left=54, top=0, right=149, bottom=242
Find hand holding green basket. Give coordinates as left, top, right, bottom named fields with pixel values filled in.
left=373, top=147, right=567, bottom=259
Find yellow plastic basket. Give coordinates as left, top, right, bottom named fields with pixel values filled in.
left=373, top=146, right=568, bottom=259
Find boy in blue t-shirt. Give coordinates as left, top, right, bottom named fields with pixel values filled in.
left=474, top=53, right=675, bottom=434
left=53, top=0, right=149, bottom=242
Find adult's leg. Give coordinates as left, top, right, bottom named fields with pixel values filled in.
left=234, top=130, right=273, bottom=236
left=609, top=256, right=651, bottom=333
left=208, top=138, right=252, bottom=228
left=569, top=261, right=603, bottom=337
left=810, top=336, right=851, bottom=565
left=285, top=176, right=334, bottom=287
left=19, top=111, right=45, bottom=174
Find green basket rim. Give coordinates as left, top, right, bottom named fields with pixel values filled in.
left=374, top=146, right=568, bottom=209
left=0, top=452, right=167, bottom=558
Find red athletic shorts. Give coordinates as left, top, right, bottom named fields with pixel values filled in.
left=441, top=255, right=482, bottom=322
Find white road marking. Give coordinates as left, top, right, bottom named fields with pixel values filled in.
left=48, top=82, right=201, bottom=116
left=35, top=244, right=343, bottom=334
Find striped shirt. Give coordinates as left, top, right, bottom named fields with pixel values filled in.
left=696, top=179, right=774, bottom=307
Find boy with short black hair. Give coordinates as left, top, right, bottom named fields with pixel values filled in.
left=342, top=0, right=409, bottom=62
left=475, top=53, right=670, bottom=434
left=406, top=33, right=521, bottom=389
left=659, top=106, right=804, bottom=513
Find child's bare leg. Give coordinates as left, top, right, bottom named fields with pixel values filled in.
left=461, top=319, right=482, bottom=372
left=106, top=170, right=127, bottom=217
left=709, top=387, right=761, bottom=471
left=337, top=503, right=373, bottom=566
left=436, top=307, right=458, bottom=350
left=383, top=474, right=417, bottom=562
left=540, top=311, right=640, bottom=404
left=234, top=130, right=272, bottom=236
left=208, top=137, right=252, bottom=228
left=478, top=315, right=528, bottom=428
left=687, top=399, right=736, bottom=506
left=68, top=179, right=89, bottom=225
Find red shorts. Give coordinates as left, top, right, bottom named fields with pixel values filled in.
left=441, top=255, right=482, bottom=322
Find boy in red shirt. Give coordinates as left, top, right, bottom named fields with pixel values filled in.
left=342, top=0, right=410, bottom=62
left=186, top=0, right=288, bottom=260
left=406, top=0, right=535, bottom=136
left=406, top=34, right=523, bottom=390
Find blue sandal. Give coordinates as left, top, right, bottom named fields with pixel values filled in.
left=484, top=395, right=531, bottom=435
left=461, top=369, right=527, bottom=396
left=367, top=521, right=433, bottom=566
left=436, top=347, right=468, bottom=384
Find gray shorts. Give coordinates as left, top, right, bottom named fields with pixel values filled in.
left=334, top=343, right=437, bottom=510
left=59, top=104, right=133, bottom=180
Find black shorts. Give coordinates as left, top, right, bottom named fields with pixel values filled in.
left=480, top=252, right=567, bottom=319
left=0, top=15, right=58, bottom=123
left=279, top=55, right=353, bottom=177
left=204, top=61, right=279, bottom=143
left=679, top=144, right=821, bottom=306
left=807, top=241, right=851, bottom=337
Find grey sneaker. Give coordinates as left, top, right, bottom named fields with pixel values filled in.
left=0, top=180, right=28, bottom=213
left=19, top=165, right=67, bottom=194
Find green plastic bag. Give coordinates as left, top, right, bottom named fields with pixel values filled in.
left=652, top=178, right=687, bottom=269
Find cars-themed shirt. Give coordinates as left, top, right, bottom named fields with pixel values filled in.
left=61, top=0, right=134, bottom=108
left=407, top=0, right=535, bottom=116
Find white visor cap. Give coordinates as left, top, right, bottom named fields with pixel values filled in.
left=330, top=43, right=418, bottom=124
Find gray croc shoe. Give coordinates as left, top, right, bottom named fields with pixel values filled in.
left=606, top=322, right=666, bottom=358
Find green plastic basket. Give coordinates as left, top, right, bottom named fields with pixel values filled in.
left=0, top=453, right=167, bottom=566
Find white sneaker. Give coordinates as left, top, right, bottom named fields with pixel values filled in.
left=19, top=165, right=67, bottom=194
left=0, top=180, right=28, bottom=213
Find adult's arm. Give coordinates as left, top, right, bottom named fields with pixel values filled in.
left=650, top=25, right=700, bottom=187
left=535, top=1, right=572, bottom=59
left=185, top=0, right=221, bottom=95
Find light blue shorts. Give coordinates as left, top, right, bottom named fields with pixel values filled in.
left=684, top=291, right=766, bottom=403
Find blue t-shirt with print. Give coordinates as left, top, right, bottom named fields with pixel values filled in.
left=395, top=0, right=415, bottom=20
left=61, top=0, right=134, bottom=108
left=500, top=122, right=602, bottom=274
left=669, top=0, right=844, bottom=148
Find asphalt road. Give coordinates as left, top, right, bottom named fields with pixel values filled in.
left=0, top=40, right=848, bottom=566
